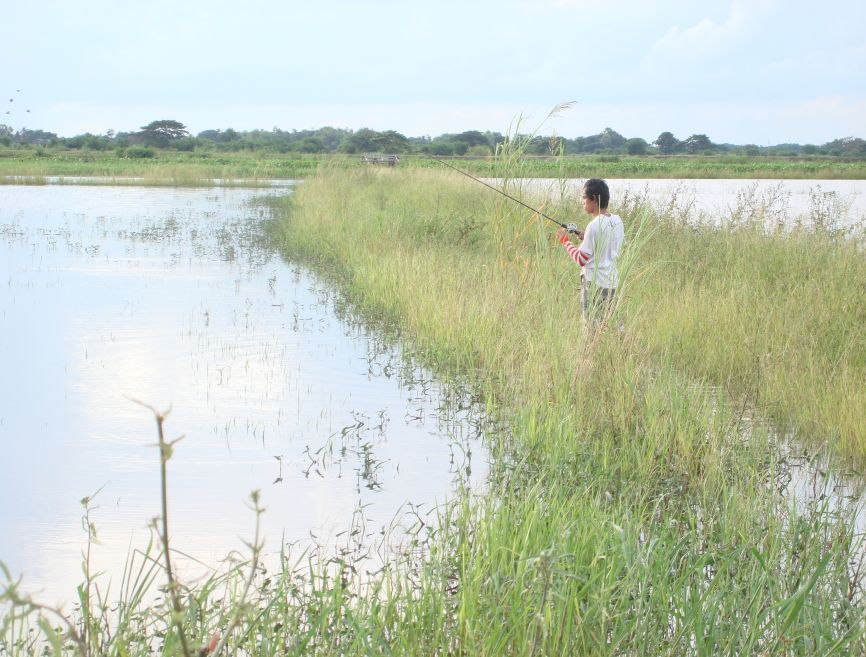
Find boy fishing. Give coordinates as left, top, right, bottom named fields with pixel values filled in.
left=426, top=158, right=623, bottom=321
left=556, top=178, right=624, bottom=323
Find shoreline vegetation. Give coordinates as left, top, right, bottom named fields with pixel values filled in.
left=2, top=148, right=866, bottom=184
left=4, top=156, right=866, bottom=654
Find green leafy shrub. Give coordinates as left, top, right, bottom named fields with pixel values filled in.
left=118, top=146, right=156, bottom=159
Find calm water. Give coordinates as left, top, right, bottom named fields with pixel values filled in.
left=0, top=185, right=488, bottom=604
left=523, top=178, right=866, bottom=227
left=3, top=178, right=863, bottom=606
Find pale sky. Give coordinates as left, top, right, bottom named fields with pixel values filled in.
left=2, top=0, right=864, bottom=145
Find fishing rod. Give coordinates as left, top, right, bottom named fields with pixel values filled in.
left=427, top=154, right=581, bottom=236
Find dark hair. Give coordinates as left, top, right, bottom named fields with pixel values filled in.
left=583, top=178, right=610, bottom=209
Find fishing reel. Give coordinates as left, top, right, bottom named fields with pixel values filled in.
left=565, top=223, right=584, bottom=239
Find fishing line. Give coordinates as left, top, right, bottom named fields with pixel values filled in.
left=427, top=154, right=578, bottom=234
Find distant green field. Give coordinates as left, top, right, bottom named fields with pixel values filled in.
left=407, top=153, right=866, bottom=180
left=1, top=148, right=864, bottom=183
left=0, top=150, right=334, bottom=184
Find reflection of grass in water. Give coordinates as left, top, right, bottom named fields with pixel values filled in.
left=300, top=342, right=482, bottom=493
left=0, top=408, right=469, bottom=656
left=4, top=160, right=866, bottom=654
left=125, top=206, right=281, bottom=266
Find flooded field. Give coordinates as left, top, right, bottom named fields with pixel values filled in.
left=523, top=177, right=866, bottom=228
left=0, top=185, right=489, bottom=604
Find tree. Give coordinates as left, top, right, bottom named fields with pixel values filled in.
left=625, top=138, right=648, bottom=155
left=524, top=136, right=553, bottom=155
left=653, top=131, right=680, bottom=155
left=822, top=137, right=866, bottom=157
left=15, top=128, right=57, bottom=146
left=316, top=126, right=350, bottom=152
left=292, top=136, right=325, bottom=153
left=64, top=133, right=111, bottom=150
left=341, top=128, right=377, bottom=153
left=683, top=134, right=714, bottom=154
left=598, top=127, right=626, bottom=151
left=140, top=120, right=189, bottom=147
left=340, top=128, right=410, bottom=154
left=447, top=131, right=483, bottom=147
left=377, top=130, right=411, bottom=153
left=420, top=138, right=466, bottom=156
left=566, top=135, right=597, bottom=153
left=196, top=129, right=222, bottom=141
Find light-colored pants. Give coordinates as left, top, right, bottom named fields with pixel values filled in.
left=581, top=276, right=615, bottom=323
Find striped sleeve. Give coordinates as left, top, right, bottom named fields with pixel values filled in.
left=559, top=233, right=590, bottom=266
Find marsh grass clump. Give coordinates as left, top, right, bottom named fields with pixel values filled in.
left=628, top=199, right=866, bottom=459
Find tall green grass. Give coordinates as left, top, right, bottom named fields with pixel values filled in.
left=619, top=198, right=866, bottom=460
left=263, top=165, right=866, bottom=653
left=3, top=163, right=864, bottom=655
left=279, top=165, right=866, bottom=460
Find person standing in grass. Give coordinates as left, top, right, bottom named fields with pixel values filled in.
left=556, top=178, right=624, bottom=323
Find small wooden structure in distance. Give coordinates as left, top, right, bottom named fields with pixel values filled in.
left=360, top=154, right=400, bottom=166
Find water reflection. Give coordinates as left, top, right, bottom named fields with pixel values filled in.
left=0, top=185, right=488, bottom=604
left=775, top=441, right=866, bottom=532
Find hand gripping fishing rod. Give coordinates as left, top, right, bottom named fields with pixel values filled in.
left=427, top=154, right=582, bottom=237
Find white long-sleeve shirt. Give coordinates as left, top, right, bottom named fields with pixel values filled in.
left=559, top=213, right=624, bottom=289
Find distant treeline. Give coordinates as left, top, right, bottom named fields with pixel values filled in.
left=1, top=120, right=864, bottom=158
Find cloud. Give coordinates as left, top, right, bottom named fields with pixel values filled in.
left=800, top=95, right=866, bottom=127
left=625, top=0, right=845, bottom=103
left=641, top=1, right=750, bottom=67
left=764, top=41, right=866, bottom=83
